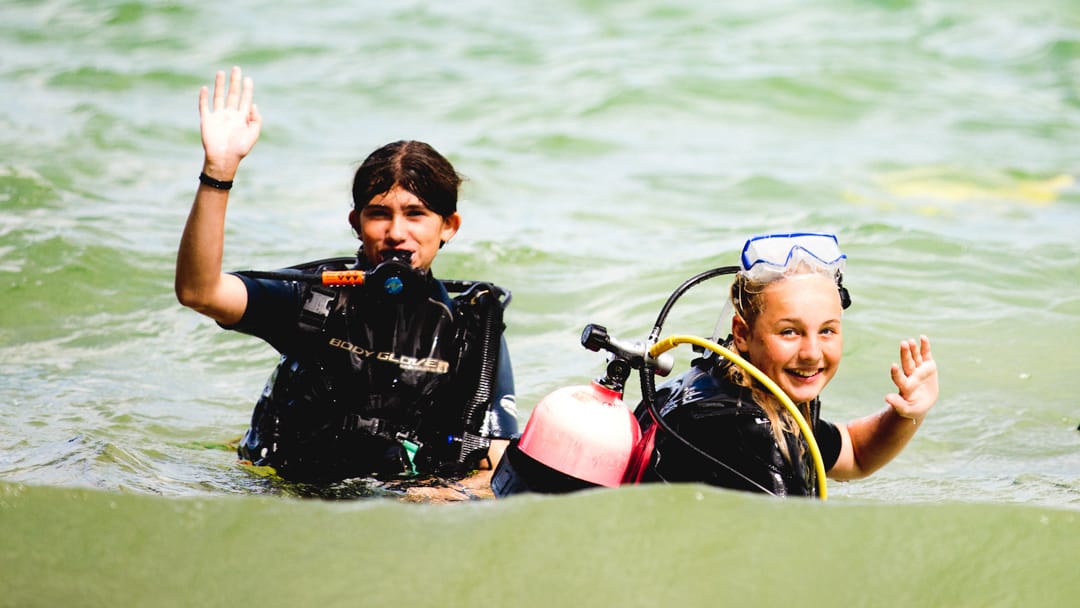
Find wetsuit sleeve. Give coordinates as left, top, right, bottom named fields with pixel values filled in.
left=481, top=335, right=519, bottom=439
left=218, top=273, right=304, bottom=353
left=815, top=417, right=843, bottom=472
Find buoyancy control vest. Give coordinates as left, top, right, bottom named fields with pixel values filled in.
left=236, top=256, right=509, bottom=483
left=634, top=360, right=824, bottom=497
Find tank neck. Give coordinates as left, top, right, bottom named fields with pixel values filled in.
left=590, top=380, right=623, bottom=403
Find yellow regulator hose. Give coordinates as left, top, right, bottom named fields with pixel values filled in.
left=648, top=335, right=828, bottom=500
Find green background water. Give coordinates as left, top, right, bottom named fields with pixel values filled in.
left=2, top=0, right=1078, bottom=605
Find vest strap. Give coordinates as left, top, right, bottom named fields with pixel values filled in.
left=299, top=284, right=336, bottom=332
left=342, top=413, right=396, bottom=439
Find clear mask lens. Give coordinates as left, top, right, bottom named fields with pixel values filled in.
left=740, top=232, right=846, bottom=280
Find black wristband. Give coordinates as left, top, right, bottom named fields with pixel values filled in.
left=198, top=172, right=233, bottom=191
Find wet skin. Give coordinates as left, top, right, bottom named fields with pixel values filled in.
left=349, top=186, right=461, bottom=270
left=733, top=274, right=843, bottom=404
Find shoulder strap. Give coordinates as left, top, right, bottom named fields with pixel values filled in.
left=286, top=256, right=358, bottom=272
left=293, top=258, right=354, bottom=333
left=416, top=280, right=509, bottom=473
left=451, top=281, right=508, bottom=432
left=444, top=280, right=511, bottom=310
left=298, top=284, right=337, bottom=332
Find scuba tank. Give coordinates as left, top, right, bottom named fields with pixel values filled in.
left=491, top=324, right=673, bottom=496
left=493, top=263, right=828, bottom=500
left=492, top=265, right=743, bottom=498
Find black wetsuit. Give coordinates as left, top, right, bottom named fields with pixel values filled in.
left=226, top=261, right=518, bottom=483
left=637, top=359, right=842, bottom=496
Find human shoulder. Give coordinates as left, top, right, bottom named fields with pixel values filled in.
left=224, top=255, right=356, bottom=336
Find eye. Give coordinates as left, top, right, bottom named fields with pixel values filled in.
left=362, top=207, right=390, bottom=219
left=779, top=327, right=799, bottom=337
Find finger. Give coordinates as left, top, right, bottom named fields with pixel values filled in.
left=212, top=70, right=225, bottom=110
left=248, top=102, right=262, bottom=126
left=920, top=335, right=933, bottom=361
left=889, top=362, right=906, bottom=391
left=226, top=66, right=242, bottom=109
left=198, top=85, right=209, bottom=117
left=908, top=338, right=923, bottom=367
left=900, top=340, right=916, bottom=374
left=239, top=75, right=255, bottom=112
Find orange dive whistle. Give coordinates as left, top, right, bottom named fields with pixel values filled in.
left=320, top=270, right=366, bottom=286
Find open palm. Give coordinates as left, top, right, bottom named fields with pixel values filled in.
left=885, top=335, right=939, bottom=420
left=199, top=66, right=262, bottom=175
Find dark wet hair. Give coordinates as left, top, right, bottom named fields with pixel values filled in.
left=351, top=140, right=461, bottom=218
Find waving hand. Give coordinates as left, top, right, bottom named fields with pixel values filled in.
left=885, top=335, right=939, bottom=422
left=198, top=66, right=262, bottom=180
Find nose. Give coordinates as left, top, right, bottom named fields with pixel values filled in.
left=386, top=212, right=407, bottom=243
left=798, top=335, right=822, bottom=361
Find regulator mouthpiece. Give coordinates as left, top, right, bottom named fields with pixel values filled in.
left=368, top=250, right=424, bottom=301
left=380, top=250, right=413, bottom=265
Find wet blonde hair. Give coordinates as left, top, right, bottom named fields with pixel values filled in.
left=726, top=257, right=841, bottom=465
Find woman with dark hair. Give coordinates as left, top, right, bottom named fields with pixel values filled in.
left=176, top=67, right=517, bottom=498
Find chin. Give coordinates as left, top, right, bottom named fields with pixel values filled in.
left=781, top=384, right=823, bottom=404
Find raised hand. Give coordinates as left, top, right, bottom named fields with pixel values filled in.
left=884, top=335, right=939, bottom=422
left=198, top=66, right=262, bottom=180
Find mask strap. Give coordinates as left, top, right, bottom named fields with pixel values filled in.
left=709, top=298, right=734, bottom=344
left=837, top=272, right=852, bottom=309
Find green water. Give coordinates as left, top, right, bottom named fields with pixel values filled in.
left=3, top=482, right=1079, bottom=607
left=2, top=0, right=1079, bottom=605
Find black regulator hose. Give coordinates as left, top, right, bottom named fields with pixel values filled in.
left=640, top=265, right=739, bottom=411
left=237, top=251, right=426, bottom=302
left=637, top=265, right=778, bottom=495
left=460, top=283, right=506, bottom=435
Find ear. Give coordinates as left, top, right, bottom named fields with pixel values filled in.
left=440, top=212, right=461, bottom=244
left=348, top=209, right=362, bottom=235
left=732, top=314, right=751, bottom=352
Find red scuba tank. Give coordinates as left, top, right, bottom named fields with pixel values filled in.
left=518, top=381, right=642, bottom=487
left=491, top=380, right=642, bottom=496
left=489, top=324, right=671, bottom=498
left=622, top=424, right=658, bottom=485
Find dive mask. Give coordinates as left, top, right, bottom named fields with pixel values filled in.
left=740, top=232, right=846, bottom=280
left=739, top=232, right=850, bottom=309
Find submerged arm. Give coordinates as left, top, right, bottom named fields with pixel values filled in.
left=459, top=439, right=510, bottom=496
left=403, top=440, right=510, bottom=502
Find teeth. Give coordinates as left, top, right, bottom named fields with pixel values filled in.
left=790, top=369, right=818, bottom=378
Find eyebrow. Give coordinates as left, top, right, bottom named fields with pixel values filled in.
left=363, top=201, right=429, bottom=212
left=774, top=317, right=841, bottom=326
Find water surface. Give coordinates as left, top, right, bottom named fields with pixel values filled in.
left=2, top=1, right=1079, bottom=605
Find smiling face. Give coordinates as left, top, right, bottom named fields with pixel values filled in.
left=349, top=185, right=460, bottom=270
left=732, top=273, right=843, bottom=404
